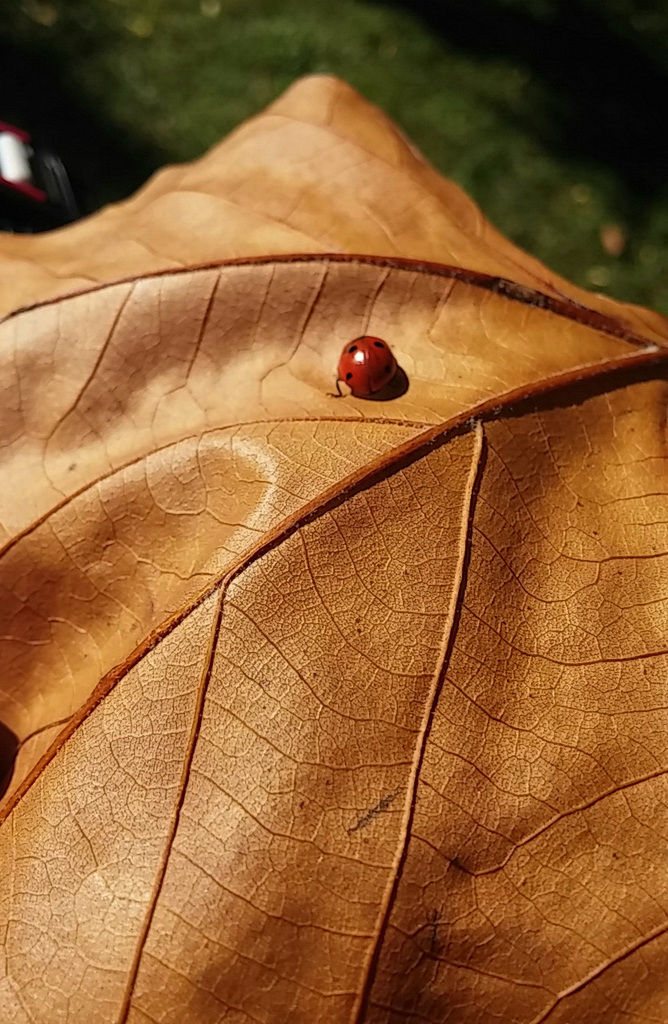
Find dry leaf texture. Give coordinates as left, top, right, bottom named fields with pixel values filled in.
left=1, top=75, right=668, bottom=1024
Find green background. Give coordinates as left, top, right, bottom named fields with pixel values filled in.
left=2, top=0, right=667, bottom=312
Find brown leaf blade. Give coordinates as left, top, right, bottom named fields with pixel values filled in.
left=0, top=592, right=220, bottom=1021
left=2, top=75, right=668, bottom=1024
left=0, top=429, right=482, bottom=1022
left=365, top=382, right=668, bottom=1023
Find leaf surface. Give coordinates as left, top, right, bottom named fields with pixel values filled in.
left=0, top=75, right=666, bottom=344
left=1, top=75, right=668, bottom=1024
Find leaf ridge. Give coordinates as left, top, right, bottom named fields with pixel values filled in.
left=349, top=420, right=486, bottom=1024
left=530, top=919, right=668, bottom=1024
left=42, top=283, right=135, bottom=458
left=420, top=762, right=668, bottom=878
left=116, top=583, right=228, bottom=1023
left=0, top=417, right=422, bottom=564
left=4, top=254, right=664, bottom=351
left=182, top=272, right=219, bottom=384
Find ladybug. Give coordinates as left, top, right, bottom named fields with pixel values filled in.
left=335, top=336, right=398, bottom=397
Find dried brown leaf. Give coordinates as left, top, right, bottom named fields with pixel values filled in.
left=1, top=76, right=668, bottom=1024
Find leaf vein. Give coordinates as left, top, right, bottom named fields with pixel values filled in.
left=349, top=420, right=486, bottom=1023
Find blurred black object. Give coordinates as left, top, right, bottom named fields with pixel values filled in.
left=0, top=118, right=80, bottom=232
left=0, top=35, right=164, bottom=230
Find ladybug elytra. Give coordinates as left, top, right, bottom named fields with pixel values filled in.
left=335, top=336, right=397, bottom=397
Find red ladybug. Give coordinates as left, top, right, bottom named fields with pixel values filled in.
left=335, top=336, right=398, bottom=397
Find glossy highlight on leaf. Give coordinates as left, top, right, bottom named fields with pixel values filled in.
left=1, top=75, right=668, bottom=1024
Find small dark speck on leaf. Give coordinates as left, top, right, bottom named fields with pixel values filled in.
left=428, top=908, right=441, bottom=955
left=348, top=790, right=398, bottom=833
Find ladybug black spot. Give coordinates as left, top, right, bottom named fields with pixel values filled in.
left=349, top=345, right=358, bottom=353
left=346, top=372, right=353, bottom=380
left=384, top=364, right=391, bottom=373
left=373, top=340, right=385, bottom=348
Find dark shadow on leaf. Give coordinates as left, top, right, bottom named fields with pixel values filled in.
left=0, top=721, right=18, bottom=801
left=0, top=37, right=165, bottom=216
left=496, top=356, right=668, bottom=422
left=363, top=365, right=410, bottom=401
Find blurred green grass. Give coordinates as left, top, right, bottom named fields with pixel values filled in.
left=2, top=0, right=668, bottom=313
